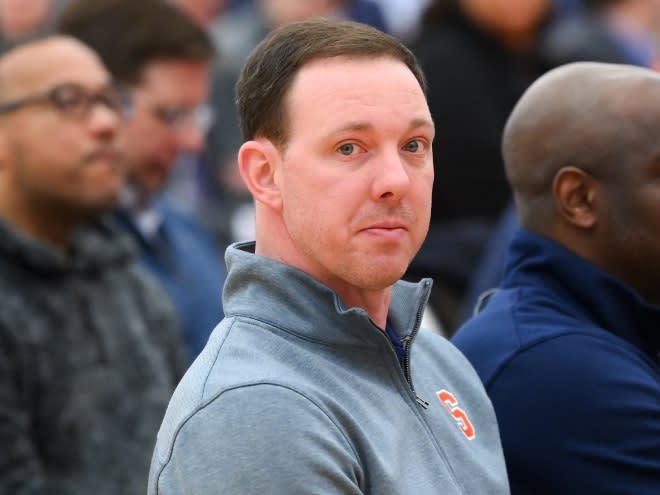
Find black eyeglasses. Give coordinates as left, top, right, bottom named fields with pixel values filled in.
left=150, top=103, right=215, bottom=133
left=0, top=82, right=133, bottom=120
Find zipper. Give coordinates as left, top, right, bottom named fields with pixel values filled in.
left=399, top=279, right=432, bottom=408
left=402, top=334, right=429, bottom=409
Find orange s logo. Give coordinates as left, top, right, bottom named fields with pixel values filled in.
left=437, top=389, right=476, bottom=440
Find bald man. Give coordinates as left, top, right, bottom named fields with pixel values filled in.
left=0, top=36, right=185, bottom=494
left=452, top=61, right=660, bottom=495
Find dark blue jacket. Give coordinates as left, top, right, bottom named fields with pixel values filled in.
left=452, top=229, right=660, bottom=495
left=116, top=201, right=226, bottom=361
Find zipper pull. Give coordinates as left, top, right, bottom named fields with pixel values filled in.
left=415, top=393, right=430, bottom=409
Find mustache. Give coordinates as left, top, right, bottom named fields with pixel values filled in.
left=80, top=145, right=124, bottom=166
left=356, top=204, right=420, bottom=227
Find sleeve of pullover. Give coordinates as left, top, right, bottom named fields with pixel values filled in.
left=150, top=384, right=365, bottom=494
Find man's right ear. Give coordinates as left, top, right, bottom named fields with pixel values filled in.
left=552, top=166, right=598, bottom=229
left=237, top=139, right=282, bottom=211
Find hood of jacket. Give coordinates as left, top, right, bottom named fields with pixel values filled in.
left=0, top=215, right=136, bottom=277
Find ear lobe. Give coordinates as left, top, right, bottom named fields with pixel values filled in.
left=237, top=139, right=282, bottom=211
left=552, top=166, right=597, bottom=229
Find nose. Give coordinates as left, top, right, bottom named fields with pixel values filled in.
left=372, top=146, right=411, bottom=201
left=175, top=122, right=206, bottom=153
left=87, top=101, right=119, bottom=138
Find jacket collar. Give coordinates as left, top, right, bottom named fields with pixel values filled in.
left=222, top=241, right=433, bottom=347
left=504, top=229, right=660, bottom=357
left=0, top=215, right=135, bottom=276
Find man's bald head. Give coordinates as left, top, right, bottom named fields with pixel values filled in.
left=503, top=62, right=660, bottom=231
left=0, top=35, right=106, bottom=102
left=0, top=35, right=125, bottom=248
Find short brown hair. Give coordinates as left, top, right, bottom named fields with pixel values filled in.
left=57, top=0, right=214, bottom=85
left=236, top=17, right=427, bottom=147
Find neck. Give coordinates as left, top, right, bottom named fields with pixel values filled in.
left=340, top=287, right=392, bottom=331
left=254, top=209, right=392, bottom=331
left=119, top=182, right=153, bottom=212
left=0, top=182, right=76, bottom=250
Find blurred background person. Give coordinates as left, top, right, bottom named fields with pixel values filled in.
left=0, top=35, right=185, bottom=494
left=370, top=0, right=431, bottom=41
left=453, top=61, right=660, bottom=495
left=542, top=0, right=660, bottom=68
left=459, top=0, right=660, bottom=324
left=168, top=0, right=227, bottom=27
left=59, top=0, right=226, bottom=361
left=0, top=0, right=60, bottom=53
left=406, top=0, right=554, bottom=334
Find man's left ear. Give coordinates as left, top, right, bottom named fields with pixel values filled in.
left=553, top=166, right=598, bottom=229
left=237, top=138, right=282, bottom=211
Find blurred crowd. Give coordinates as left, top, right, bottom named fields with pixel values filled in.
left=4, top=0, right=660, bottom=335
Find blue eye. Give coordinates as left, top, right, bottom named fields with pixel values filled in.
left=404, top=140, right=421, bottom=152
left=338, top=143, right=356, bottom=155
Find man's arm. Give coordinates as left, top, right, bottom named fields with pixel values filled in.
left=150, top=384, right=364, bottom=495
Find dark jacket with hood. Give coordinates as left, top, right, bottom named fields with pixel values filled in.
left=0, top=216, right=186, bottom=495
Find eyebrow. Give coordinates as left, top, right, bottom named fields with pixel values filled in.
left=325, top=117, right=435, bottom=138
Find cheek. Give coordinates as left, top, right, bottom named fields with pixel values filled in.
left=282, top=176, right=352, bottom=245
left=412, top=168, right=434, bottom=211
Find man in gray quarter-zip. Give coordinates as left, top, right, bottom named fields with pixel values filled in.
left=149, top=18, right=510, bottom=495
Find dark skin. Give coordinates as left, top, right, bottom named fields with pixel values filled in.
left=502, top=61, right=660, bottom=305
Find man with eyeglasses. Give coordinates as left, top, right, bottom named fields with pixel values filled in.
left=59, top=0, right=227, bottom=361
left=0, top=35, right=187, bottom=494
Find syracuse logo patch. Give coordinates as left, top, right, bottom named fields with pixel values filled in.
left=437, top=389, right=476, bottom=440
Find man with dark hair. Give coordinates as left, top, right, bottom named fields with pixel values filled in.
left=453, top=62, right=660, bottom=495
left=0, top=35, right=185, bottom=494
left=58, top=0, right=227, bottom=360
left=149, top=17, right=509, bottom=495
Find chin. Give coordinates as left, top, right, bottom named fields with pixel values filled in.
left=352, top=265, right=406, bottom=290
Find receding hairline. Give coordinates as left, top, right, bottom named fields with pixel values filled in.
left=0, top=35, right=104, bottom=99
left=236, top=17, right=426, bottom=145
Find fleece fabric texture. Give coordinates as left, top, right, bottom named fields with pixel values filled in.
left=149, top=241, right=510, bottom=494
left=0, top=216, right=186, bottom=495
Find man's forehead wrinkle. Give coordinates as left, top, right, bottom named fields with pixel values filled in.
left=322, top=117, right=434, bottom=141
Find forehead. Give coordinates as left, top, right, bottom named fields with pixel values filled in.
left=1, top=39, right=110, bottom=97
left=286, top=56, right=431, bottom=136
left=136, top=58, right=210, bottom=98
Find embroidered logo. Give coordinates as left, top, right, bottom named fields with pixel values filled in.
left=437, top=389, right=476, bottom=440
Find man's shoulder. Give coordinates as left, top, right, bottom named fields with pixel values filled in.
left=452, top=285, right=603, bottom=382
